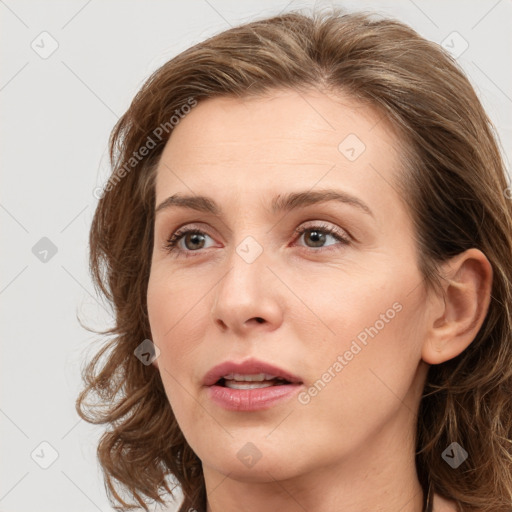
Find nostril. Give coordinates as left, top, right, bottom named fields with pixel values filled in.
left=255, top=317, right=265, bottom=323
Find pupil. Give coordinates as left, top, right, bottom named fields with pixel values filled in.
left=186, top=233, right=205, bottom=250
left=307, top=229, right=325, bottom=247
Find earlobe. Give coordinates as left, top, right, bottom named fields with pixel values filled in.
left=152, top=359, right=160, bottom=370
left=421, top=248, right=493, bottom=365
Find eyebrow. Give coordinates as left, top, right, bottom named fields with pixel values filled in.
left=155, top=189, right=374, bottom=218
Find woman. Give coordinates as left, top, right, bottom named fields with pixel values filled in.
left=76, top=8, right=512, bottom=512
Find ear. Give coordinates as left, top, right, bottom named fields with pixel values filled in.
left=152, top=359, right=159, bottom=370
left=421, top=248, right=493, bottom=365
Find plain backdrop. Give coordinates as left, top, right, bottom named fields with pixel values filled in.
left=1, top=1, right=511, bottom=511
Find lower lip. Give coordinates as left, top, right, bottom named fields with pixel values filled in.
left=206, top=383, right=303, bottom=411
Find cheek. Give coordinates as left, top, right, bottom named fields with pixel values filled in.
left=291, top=334, right=415, bottom=467
left=296, top=265, right=423, bottom=415
left=147, top=267, right=207, bottom=349
left=146, top=270, right=210, bottom=409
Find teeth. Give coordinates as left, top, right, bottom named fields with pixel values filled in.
left=224, top=380, right=275, bottom=390
left=222, top=373, right=279, bottom=382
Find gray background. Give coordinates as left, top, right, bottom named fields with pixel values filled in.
left=1, top=1, right=511, bottom=511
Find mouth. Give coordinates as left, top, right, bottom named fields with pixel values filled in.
left=215, top=374, right=295, bottom=389
left=205, top=365, right=304, bottom=411
left=202, top=358, right=303, bottom=388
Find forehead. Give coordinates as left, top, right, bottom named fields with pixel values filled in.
left=154, top=88, right=406, bottom=215
left=161, top=88, right=394, bottom=155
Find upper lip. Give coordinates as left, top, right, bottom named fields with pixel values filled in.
left=202, top=358, right=303, bottom=386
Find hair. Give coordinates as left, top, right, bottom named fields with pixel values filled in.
left=76, top=7, right=512, bottom=512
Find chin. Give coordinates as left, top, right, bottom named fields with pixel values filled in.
left=202, top=448, right=298, bottom=482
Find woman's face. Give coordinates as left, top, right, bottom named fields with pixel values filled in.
left=147, top=88, right=432, bottom=485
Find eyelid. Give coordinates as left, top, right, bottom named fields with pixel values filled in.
left=294, top=220, right=350, bottom=238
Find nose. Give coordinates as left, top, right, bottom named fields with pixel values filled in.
left=210, top=245, right=284, bottom=335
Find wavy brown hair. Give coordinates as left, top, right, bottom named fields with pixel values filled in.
left=76, top=7, right=512, bottom=512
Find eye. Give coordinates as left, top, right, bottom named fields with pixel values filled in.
left=163, top=221, right=350, bottom=258
left=164, top=227, right=215, bottom=256
left=293, top=222, right=350, bottom=251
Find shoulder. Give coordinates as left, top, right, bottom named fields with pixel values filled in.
left=433, top=492, right=460, bottom=512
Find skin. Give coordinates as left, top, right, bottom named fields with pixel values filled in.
left=146, top=88, right=492, bottom=512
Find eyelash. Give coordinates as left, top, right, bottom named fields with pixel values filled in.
left=163, top=222, right=350, bottom=259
